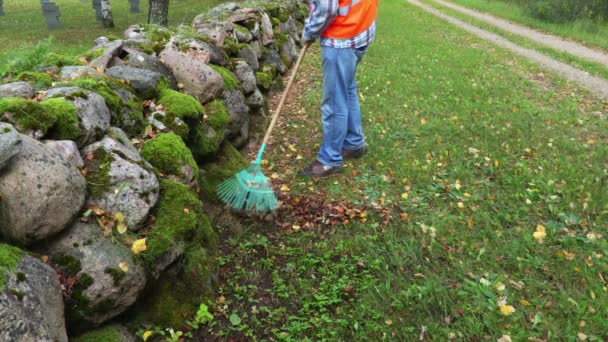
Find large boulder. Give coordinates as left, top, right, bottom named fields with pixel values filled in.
left=124, top=24, right=146, bottom=41
left=105, top=66, right=163, bottom=99
left=281, top=16, right=302, bottom=45
left=82, top=135, right=159, bottom=230
left=259, top=12, right=274, bottom=46
left=0, top=244, right=68, bottom=342
left=0, top=82, right=35, bottom=99
left=262, top=48, right=287, bottom=75
left=280, top=36, right=298, bottom=68
left=184, top=40, right=227, bottom=66
left=0, top=134, right=86, bottom=244
left=238, top=45, right=260, bottom=71
left=59, top=66, right=102, bottom=81
left=159, top=50, right=224, bottom=103
left=0, top=123, right=20, bottom=170
left=222, top=89, right=250, bottom=145
left=42, top=222, right=146, bottom=328
left=234, top=60, right=257, bottom=95
left=246, top=88, right=265, bottom=109
left=126, top=51, right=175, bottom=83
left=90, top=40, right=124, bottom=69
left=44, top=87, right=111, bottom=146
left=44, top=140, right=84, bottom=168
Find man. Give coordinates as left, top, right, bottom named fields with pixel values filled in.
left=299, top=0, right=378, bottom=177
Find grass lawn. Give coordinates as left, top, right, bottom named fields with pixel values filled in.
left=198, top=0, right=608, bottom=340
left=0, top=0, right=225, bottom=68
left=445, top=0, right=608, bottom=51
left=419, top=0, right=608, bottom=80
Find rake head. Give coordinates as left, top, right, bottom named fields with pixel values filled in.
left=216, top=163, right=278, bottom=212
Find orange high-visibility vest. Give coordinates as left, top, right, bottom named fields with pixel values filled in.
left=321, top=0, right=378, bottom=39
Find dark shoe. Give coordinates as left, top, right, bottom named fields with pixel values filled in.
left=299, top=160, right=343, bottom=177
left=342, top=145, right=369, bottom=160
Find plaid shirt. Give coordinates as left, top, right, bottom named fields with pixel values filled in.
left=302, top=0, right=376, bottom=49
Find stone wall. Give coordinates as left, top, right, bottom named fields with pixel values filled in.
left=0, top=0, right=307, bottom=339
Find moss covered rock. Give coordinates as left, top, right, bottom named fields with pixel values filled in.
left=199, top=143, right=248, bottom=200
left=208, top=64, right=239, bottom=91
left=186, top=99, right=231, bottom=161
left=157, top=87, right=204, bottom=121
left=142, top=179, right=215, bottom=272
left=140, top=133, right=199, bottom=187
left=15, top=72, right=54, bottom=89
left=0, top=97, right=80, bottom=140
left=0, top=243, right=23, bottom=290
left=131, top=181, right=217, bottom=328
left=60, top=77, right=145, bottom=137
left=72, top=324, right=134, bottom=342
left=131, top=243, right=216, bottom=329
left=255, top=70, right=273, bottom=91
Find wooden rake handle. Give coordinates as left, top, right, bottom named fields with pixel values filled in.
left=261, top=44, right=310, bottom=146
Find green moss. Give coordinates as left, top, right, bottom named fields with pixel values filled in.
left=199, top=143, right=248, bottom=200
left=209, top=64, right=239, bottom=90
left=16, top=272, right=26, bottom=282
left=62, top=77, right=122, bottom=112
left=144, top=24, right=173, bottom=43
left=0, top=97, right=55, bottom=134
left=277, top=9, right=291, bottom=22
left=0, top=243, right=23, bottom=290
left=256, top=71, right=273, bottom=90
left=261, top=64, right=278, bottom=78
left=158, top=88, right=204, bottom=120
left=186, top=99, right=230, bottom=161
left=60, top=77, right=145, bottom=136
left=84, top=148, right=114, bottom=199
left=65, top=272, right=95, bottom=329
left=206, top=99, right=231, bottom=130
left=104, top=267, right=126, bottom=285
left=222, top=38, right=240, bottom=56
left=0, top=97, right=79, bottom=139
left=72, top=325, right=122, bottom=342
left=106, top=34, right=119, bottom=41
left=152, top=111, right=190, bottom=139
left=39, top=98, right=80, bottom=141
left=271, top=17, right=280, bottom=27
left=15, top=71, right=54, bottom=88
left=82, top=48, right=104, bottom=62
left=54, top=254, right=82, bottom=275
left=143, top=180, right=208, bottom=269
left=141, top=133, right=199, bottom=181
left=233, top=24, right=251, bottom=35
left=187, top=123, right=223, bottom=162
left=273, top=30, right=289, bottom=50
left=44, top=53, right=84, bottom=68
left=131, top=244, right=216, bottom=328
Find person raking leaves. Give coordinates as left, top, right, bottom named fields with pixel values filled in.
left=217, top=0, right=378, bottom=212
left=299, top=0, right=379, bottom=177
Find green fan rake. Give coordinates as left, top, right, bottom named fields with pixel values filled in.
left=217, top=44, right=309, bottom=212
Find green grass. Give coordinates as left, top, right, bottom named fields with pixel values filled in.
left=420, top=0, right=608, bottom=80
left=446, top=0, right=608, bottom=50
left=0, top=0, right=226, bottom=69
left=199, top=0, right=608, bottom=340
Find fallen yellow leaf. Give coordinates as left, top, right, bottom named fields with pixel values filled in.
left=131, top=238, right=147, bottom=254
left=280, top=185, right=290, bottom=192
left=116, top=222, right=127, bottom=234
left=401, top=193, right=408, bottom=200
left=118, top=261, right=129, bottom=273
left=499, top=304, right=515, bottom=316
left=288, top=144, right=297, bottom=152
left=143, top=331, right=153, bottom=341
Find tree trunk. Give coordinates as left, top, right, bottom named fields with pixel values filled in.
left=100, top=0, right=114, bottom=28
left=148, top=0, right=169, bottom=26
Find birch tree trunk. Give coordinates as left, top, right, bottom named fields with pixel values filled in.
left=101, top=0, right=114, bottom=28
left=148, top=0, right=169, bottom=26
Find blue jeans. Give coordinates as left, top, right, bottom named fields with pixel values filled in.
left=317, top=46, right=367, bottom=167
